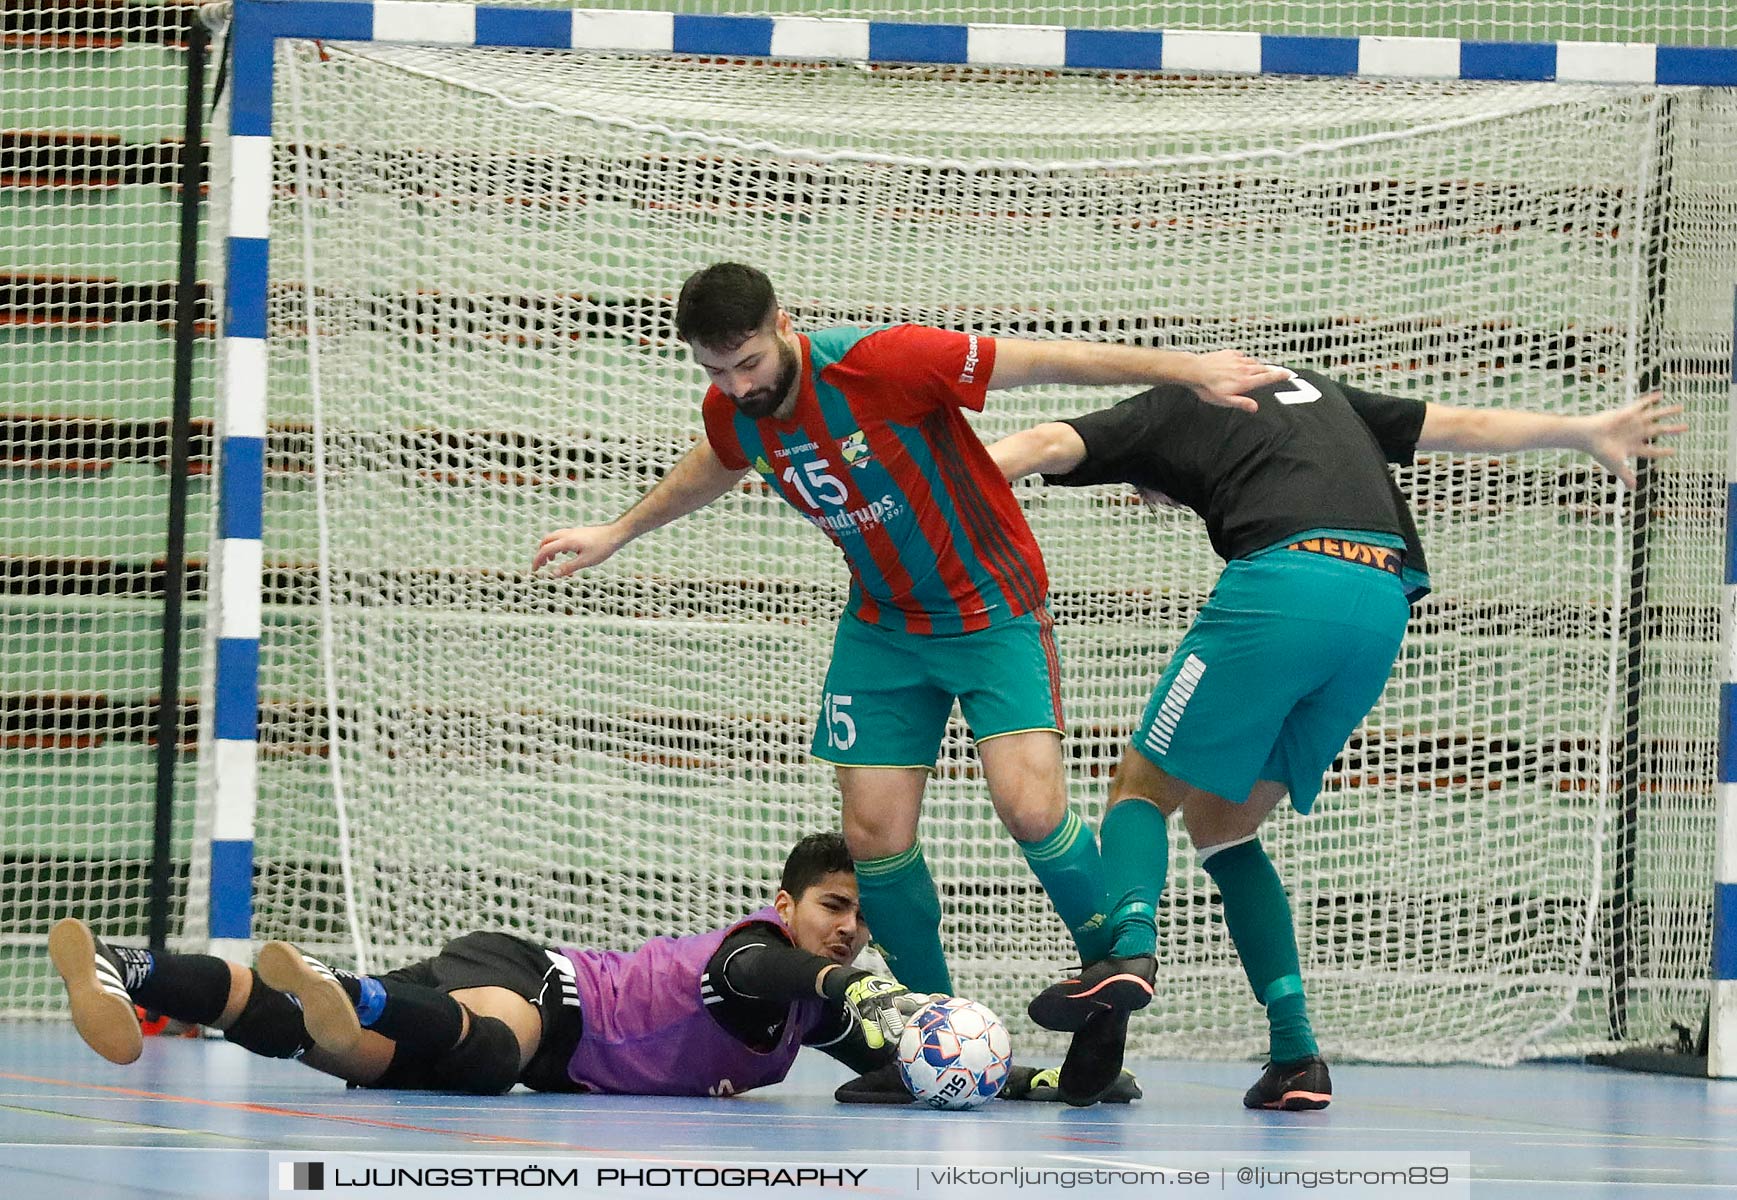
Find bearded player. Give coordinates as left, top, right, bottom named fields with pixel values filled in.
left=534, top=263, right=1283, bottom=1008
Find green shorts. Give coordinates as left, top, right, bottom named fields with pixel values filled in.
left=810, top=608, right=1065, bottom=768
left=1131, top=543, right=1410, bottom=813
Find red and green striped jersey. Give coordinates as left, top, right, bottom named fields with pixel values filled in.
left=702, top=324, right=1048, bottom=635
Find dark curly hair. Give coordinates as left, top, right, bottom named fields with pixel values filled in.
left=674, top=262, right=778, bottom=350
left=779, top=832, right=854, bottom=899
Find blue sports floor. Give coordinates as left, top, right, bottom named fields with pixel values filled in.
left=2, top=1023, right=1734, bottom=1199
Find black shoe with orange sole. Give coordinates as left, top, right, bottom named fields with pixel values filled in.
left=1027, top=954, right=1156, bottom=1033
left=1243, top=1056, right=1333, bottom=1110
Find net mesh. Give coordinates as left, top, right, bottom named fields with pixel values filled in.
left=0, top=5, right=211, bottom=1019
left=226, top=42, right=1736, bottom=1063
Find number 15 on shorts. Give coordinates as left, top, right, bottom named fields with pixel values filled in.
left=823, top=693, right=857, bottom=750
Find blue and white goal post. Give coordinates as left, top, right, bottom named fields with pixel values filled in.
left=1719, top=287, right=1737, bottom=1080
left=199, top=0, right=1737, bottom=1076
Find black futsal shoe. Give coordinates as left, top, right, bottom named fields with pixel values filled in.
left=49, top=917, right=143, bottom=1065
left=1027, top=954, right=1156, bottom=1032
left=1243, top=1056, right=1333, bottom=1110
left=257, top=941, right=363, bottom=1055
left=833, top=1061, right=915, bottom=1104
left=1057, top=1008, right=1132, bottom=1107
left=1002, top=1063, right=1143, bottom=1103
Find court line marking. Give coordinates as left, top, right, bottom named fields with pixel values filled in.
left=8, top=1079, right=1726, bottom=1154
left=0, top=1070, right=607, bottom=1152
left=0, top=1100, right=258, bottom=1143
left=4, top=1070, right=1029, bottom=1168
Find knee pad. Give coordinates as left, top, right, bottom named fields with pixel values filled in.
left=369, top=1043, right=442, bottom=1091
left=429, top=1013, right=520, bottom=1095
left=223, top=971, right=313, bottom=1059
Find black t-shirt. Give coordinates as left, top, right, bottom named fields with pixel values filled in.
left=1046, top=368, right=1430, bottom=595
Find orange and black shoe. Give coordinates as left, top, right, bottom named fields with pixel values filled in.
left=1027, top=954, right=1156, bottom=1033
left=1243, top=1056, right=1333, bottom=1110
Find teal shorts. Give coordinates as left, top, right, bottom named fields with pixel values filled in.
left=1131, top=543, right=1410, bottom=813
left=810, top=608, right=1065, bottom=768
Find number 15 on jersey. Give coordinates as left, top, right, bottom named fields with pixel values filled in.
left=822, top=693, right=857, bottom=750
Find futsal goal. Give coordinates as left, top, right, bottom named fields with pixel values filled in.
left=194, top=0, right=1737, bottom=1068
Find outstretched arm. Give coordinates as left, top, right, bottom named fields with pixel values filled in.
left=713, top=936, right=923, bottom=1073
left=1416, top=391, right=1686, bottom=488
left=988, top=341, right=1286, bottom=412
left=987, top=422, right=1089, bottom=483
left=532, top=438, right=748, bottom=577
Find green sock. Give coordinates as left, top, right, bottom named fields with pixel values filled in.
left=1201, top=837, right=1318, bottom=1064
left=1017, top=807, right=1113, bottom=964
left=853, top=845, right=953, bottom=995
left=1099, top=798, right=1169, bottom=959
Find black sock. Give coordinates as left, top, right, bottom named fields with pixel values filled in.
left=365, top=979, right=466, bottom=1056
left=128, top=952, right=235, bottom=1027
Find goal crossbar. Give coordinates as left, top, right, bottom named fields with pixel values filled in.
left=205, top=0, right=1737, bottom=1073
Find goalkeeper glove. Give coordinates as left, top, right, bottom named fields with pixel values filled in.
left=832, top=971, right=932, bottom=1050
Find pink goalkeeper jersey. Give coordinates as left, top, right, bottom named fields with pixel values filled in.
left=557, top=907, right=829, bottom=1097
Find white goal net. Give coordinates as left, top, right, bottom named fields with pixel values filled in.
left=215, top=40, right=1737, bottom=1063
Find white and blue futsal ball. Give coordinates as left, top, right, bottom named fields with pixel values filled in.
left=896, top=996, right=1012, bottom=1110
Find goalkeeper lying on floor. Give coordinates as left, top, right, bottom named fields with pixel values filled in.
left=51, top=831, right=1137, bottom=1103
